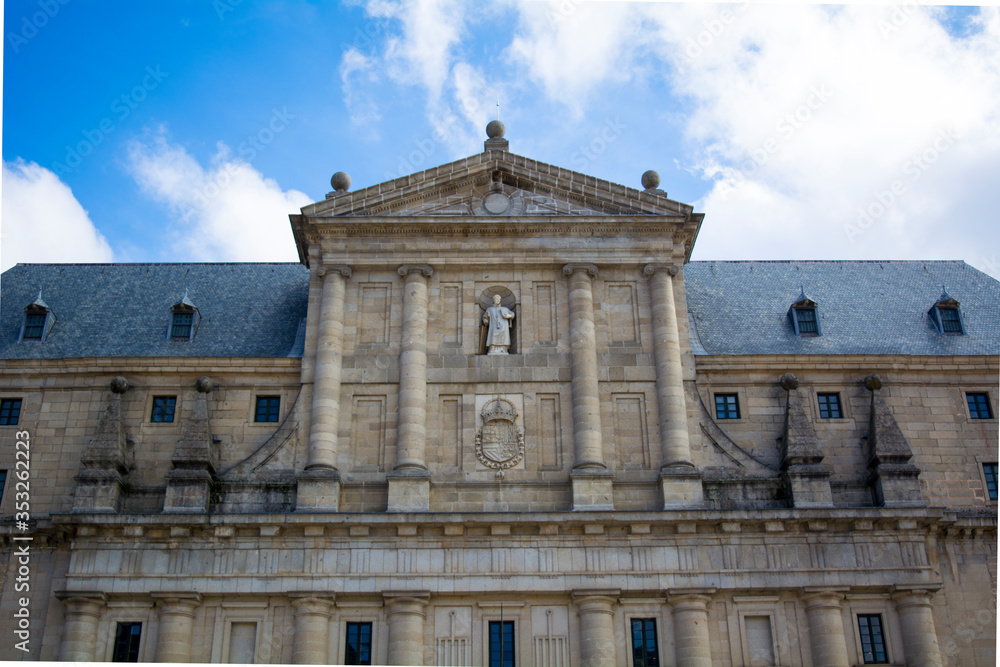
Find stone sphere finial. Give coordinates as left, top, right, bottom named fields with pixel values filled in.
left=330, top=171, right=351, bottom=193
left=863, top=374, right=883, bottom=392
left=641, top=170, right=660, bottom=190
left=195, top=376, right=214, bottom=393
left=778, top=373, right=799, bottom=391
left=110, top=376, right=130, bottom=394
left=486, top=120, right=506, bottom=139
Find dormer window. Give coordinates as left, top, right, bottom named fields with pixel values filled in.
left=168, top=289, right=198, bottom=342
left=20, top=292, right=54, bottom=342
left=788, top=289, right=820, bottom=337
left=928, top=288, right=965, bottom=335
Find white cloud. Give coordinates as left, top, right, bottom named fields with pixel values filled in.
left=1, top=159, right=114, bottom=272
left=126, top=131, right=311, bottom=262
left=341, top=47, right=382, bottom=129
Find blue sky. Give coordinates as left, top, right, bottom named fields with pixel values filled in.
left=3, top=1, right=999, bottom=279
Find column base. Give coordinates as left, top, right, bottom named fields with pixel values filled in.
left=870, top=463, right=924, bottom=507
left=659, top=466, right=705, bottom=509
left=785, top=464, right=834, bottom=508
left=296, top=468, right=341, bottom=512
left=387, top=469, right=431, bottom=512
left=571, top=467, right=614, bottom=511
left=163, top=468, right=213, bottom=513
left=72, top=470, right=126, bottom=512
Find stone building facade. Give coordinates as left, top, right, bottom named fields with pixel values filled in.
left=0, top=124, right=997, bottom=665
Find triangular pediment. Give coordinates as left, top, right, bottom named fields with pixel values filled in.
left=301, top=150, right=694, bottom=219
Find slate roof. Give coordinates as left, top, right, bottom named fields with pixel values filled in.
left=683, top=261, right=1000, bottom=356
left=0, top=263, right=310, bottom=359
left=1, top=260, right=997, bottom=360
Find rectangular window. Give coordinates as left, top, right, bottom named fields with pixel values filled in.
left=796, top=307, right=818, bottom=334
left=983, top=463, right=998, bottom=501
left=170, top=312, right=193, bottom=340
left=489, top=620, right=515, bottom=667
left=254, top=396, right=281, bottom=423
left=0, top=399, right=23, bottom=426
left=630, top=618, right=660, bottom=667
left=817, top=393, right=843, bottom=419
left=112, top=622, right=142, bottom=662
left=150, top=396, right=176, bottom=423
left=967, top=392, right=994, bottom=419
left=23, top=313, right=46, bottom=340
left=857, top=614, right=889, bottom=664
left=939, top=307, right=963, bottom=333
left=0, top=470, right=7, bottom=506
left=345, top=622, right=372, bottom=665
left=715, top=393, right=740, bottom=420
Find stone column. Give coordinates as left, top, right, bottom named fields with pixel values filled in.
left=563, top=264, right=613, bottom=510
left=670, top=592, right=714, bottom=667
left=152, top=594, right=201, bottom=663
left=290, top=596, right=333, bottom=664
left=388, top=265, right=433, bottom=512
left=56, top=593, right=106, bottom=661
left=802, top=590, right=850, bottom=667
left=893, top=588, right=943, bottom=667
left=573, top=590, right=619, bottom=667
left=299, top=264, right=351, bottom=511
left=384, top=592, right=430, bottom=666
left=644, top=264, right=703, bottom=508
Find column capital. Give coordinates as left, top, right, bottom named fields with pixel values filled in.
left=572, top=589, right=619, bottom=615
left=290, top=595, right=334, bottom=616
left=563, top=262, right=599, bottom=277
left=398, top=264, right=433, bottom=278
left=55, top=592, right=107, bottom=613
left=384, top=591, right=430, bottom=618
left=151, top=592, right=202, bottom=615
left=891, top=586, right=940, bottom=609
left=643, top=262, right=679, bottom=277
left=668, top=588, right=716, bottom=610
left=317, top=264, right=352, bottom=279
left=801, top=587, right=848, bottom=608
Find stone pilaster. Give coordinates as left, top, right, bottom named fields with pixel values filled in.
left=670, top=590, right=714, bottom=667
left=298, top=264, right=351, bottom=511
left=56, top=592, right=106, bottom=661
left=778, top=373, right=834, bottom=508
left=73, top=376, right=132, bottom=512
left=563, top=263, right=613, bottom=510
left=863, top=374, right=923, bottom=507
left=163, top=376, right=217, bottom=513
left=893, top=587, right=944, bottom=667
left=384, top=591, right=430, bottom=666
left=802, top=589, right=850, bottom=667
left=645, top=263, right=703, bottom=509
left=152, top=593, right=201, bottom=663
left=290, top=595, right=333, bottom=664
left=573, top=590, right=619, bottom=667
left=388, top=265, right=433, bottom=512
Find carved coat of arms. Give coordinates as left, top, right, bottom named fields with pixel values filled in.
left=475, top=398, right=525, bottom=478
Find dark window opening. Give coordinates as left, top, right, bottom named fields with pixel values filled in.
left=939, top=307, right=963, bottom=333
left=715, top=393, right=740, bottom=420
left=23, top=313, right=46, bottom=340
left=170, top=311, right=194, bottom=340
left=151, top=396, right=177, bottom=423
left=967, top=392, right=994, bottom=420
left=795, top=307, right=818, bottom=335
left=255, top=396, right=281, bottom=423
left=112, top=622, right=142, bottom=662
left=817, top=393, right=843, bottom=419
left=984, top=463, right=998, bottom=501
left=631, top=618, right=660, bottom=667
left=0, top=399, right=23, bottom=426
left=857, top=614, right=888, bottom=664
left=345, top=622, right=372, bottom=665
left=489, top=620, right=515, bottom=667
left=0, top=470, right=7, bottom=505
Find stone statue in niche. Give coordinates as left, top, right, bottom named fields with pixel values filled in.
left=482, top=294, right=515, bottom=354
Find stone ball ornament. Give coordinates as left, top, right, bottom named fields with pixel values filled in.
left=109, top=376, right=130, bottom=394
left=486, top=120, right=506, bottom=139
left=863, top=373, right=883, bottom=391
left=195, top=376, right=214, bottom=393
left=641, top=170, right=661, bottom=190
left=330, top=171, right=352, bottom=192
left=778, top=373, right=799, bottom=391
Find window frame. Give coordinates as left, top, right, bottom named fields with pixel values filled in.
left=856, top=613, right=890, bottom=664
left=630, top=617, right=660, bottom=667
left=980, top=462, right=998, bottom=502
left=817, top=392, right=843, bottom=419
left=111, top=621, right=143, bottom=663
left=254, top=396, right=282, bottom=423
left=928, top=299, right=966, bottom=335
left=0, top=398, right=23, bottom=426
left=966, top=392, right=995, bottom=420
left=169, top=309, right=195, bottom=341
left=488, top=619, right=516, bottom=667
left=150, top=396, right=177, bottom=423
left=22, top=312, right=47, bottom=340
left=344, top=621, right=373, bottom=666
left=714, top=393, right=741, bottom=420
